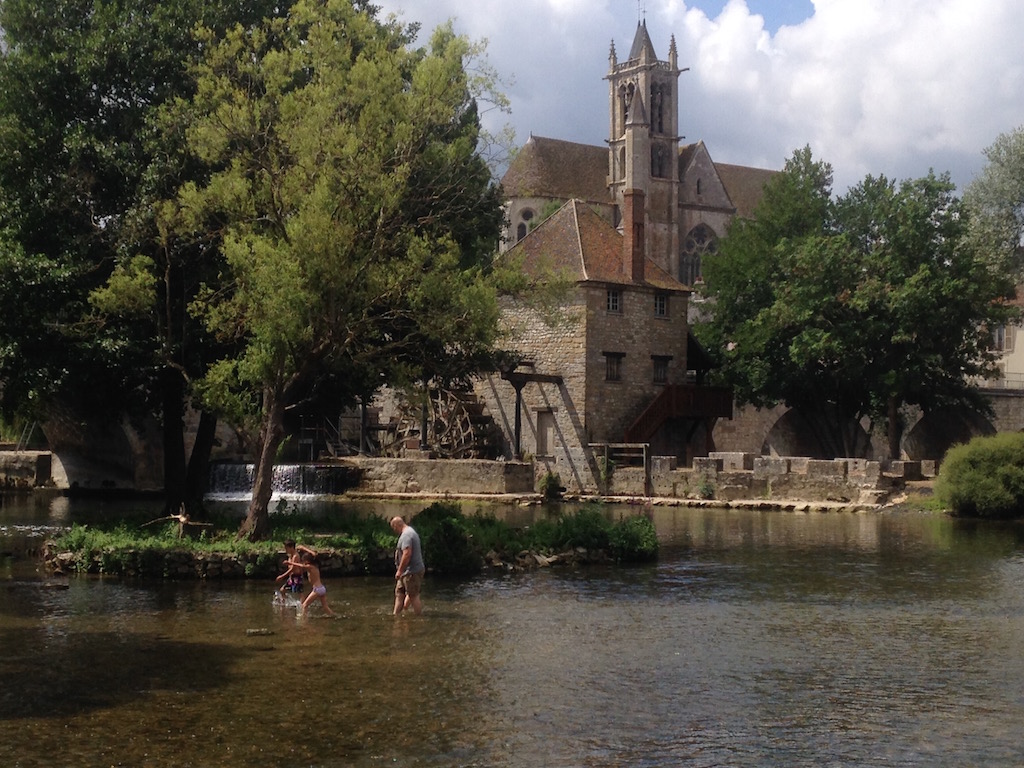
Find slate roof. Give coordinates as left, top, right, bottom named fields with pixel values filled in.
left=716, top=163, right=778, bottom=219
left=501, top=136, right=775, bottom=220
left=509, top=199, right=688, bottom=293
left=501, top=137, right=608, bottom=203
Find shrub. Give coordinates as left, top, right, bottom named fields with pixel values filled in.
left=525, top=505, right=610, bottom=552
left=609, top=515, right=658, bottom=562
left=539, top=471, right=563, bottom=500
left=936, top=432, right=1024, bottom=518
left=411, top=501, right=484, bottom=576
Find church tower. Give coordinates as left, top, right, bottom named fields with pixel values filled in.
left=606, top=21, right=684, bottom=278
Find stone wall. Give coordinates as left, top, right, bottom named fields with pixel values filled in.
left=601, top=453, right=915, bottom=505
left=0, top=451, right=52, bottom=489
left=344, top=457, right=535, bottom=496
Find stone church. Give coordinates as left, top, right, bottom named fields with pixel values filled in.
left=472, top=20, right=777, bottom=492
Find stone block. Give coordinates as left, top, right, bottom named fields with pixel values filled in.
left=788, top=457, right=811, bottom=473
left=652, top=455, right=677, bottom=472
left=709, top=452, right=754, bottom=471
left=844, top=459, right=880, bottom=482
left=806, top=459, right=848, bottom=479
left=890, top=461, right=923, bottom=481
left=693, top=457, right=722, bottom=474
left=920, top=460, right=937, bottom=478
left=753, top=456, right=790, bottom=479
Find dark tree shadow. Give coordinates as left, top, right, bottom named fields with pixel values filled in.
left=0, top=626, right=241, bottom=719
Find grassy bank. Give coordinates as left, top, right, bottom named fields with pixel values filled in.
left=43, top=501, right=659, bottom=579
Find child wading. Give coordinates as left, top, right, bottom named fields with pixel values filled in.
left=286, top=551, right=335, bottom=617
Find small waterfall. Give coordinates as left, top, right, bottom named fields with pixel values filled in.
left=207, top=462, right=360, bottom=499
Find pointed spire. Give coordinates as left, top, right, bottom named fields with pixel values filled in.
left=626, top=89, right=648, bottom=127
left=669, top=34, right=678, bottom=69
left=609, top=39, right=617, bottom=68
left=628, top=19, right=657, bottom=61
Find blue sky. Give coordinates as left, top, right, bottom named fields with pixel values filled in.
left=372, top=0, right=1024, bottom=193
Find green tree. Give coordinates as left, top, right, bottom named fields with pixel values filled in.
left=696, top=147, right=1017, bottom=458
left=964, top=125, right=1024, bottom=275
left=0, top=0, right=286, bottom=511
left=169, top=0, right=511, bottom=540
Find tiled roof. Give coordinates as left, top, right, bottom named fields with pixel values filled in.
left=509, top=199, right=688, bottom=293
left=501, top=136, right=608, bottom=203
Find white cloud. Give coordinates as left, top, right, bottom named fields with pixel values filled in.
left=374, top=0, right=1024, bottom=192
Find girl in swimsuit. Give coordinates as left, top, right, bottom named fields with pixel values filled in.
left=286, top=551, right=335, bottom=617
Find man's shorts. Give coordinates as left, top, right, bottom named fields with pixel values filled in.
left=395, top=570, right=424, bottom=597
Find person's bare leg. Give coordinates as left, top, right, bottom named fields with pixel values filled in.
left=319, top=594, right=334, bottom=616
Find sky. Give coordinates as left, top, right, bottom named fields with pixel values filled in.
left=371, top=0, right=1024, bottom=194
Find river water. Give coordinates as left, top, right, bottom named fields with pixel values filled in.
left=2, top=493, right=1024, bottom=767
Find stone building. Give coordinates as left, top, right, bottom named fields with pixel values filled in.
left=473, top=20, right=775, bottom=492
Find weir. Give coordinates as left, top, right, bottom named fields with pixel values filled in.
left=207, top=462, right=361, bottom=498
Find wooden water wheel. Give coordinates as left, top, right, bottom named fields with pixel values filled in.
left=378, top=388, right=502, bottom=459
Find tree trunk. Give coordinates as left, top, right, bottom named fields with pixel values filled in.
left=238, top=386, right=286, bottom=542
left=887, top=396, right=902, bottom=461
left=185, top=409, right=218, bottom=512
left=162, top=366, right=188, bottom=516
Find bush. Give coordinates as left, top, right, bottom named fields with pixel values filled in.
left=609, top=515, right=658, bottom=562
left=411, top=501, right=484, bottom=576
left=539, top=471, right=563, bottom=500
left=936, top=432, right=1024, bottom=518
left=525, top=505, right=610, bottom=552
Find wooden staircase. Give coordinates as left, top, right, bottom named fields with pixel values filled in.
left=624, top=385, right=733, bottom=443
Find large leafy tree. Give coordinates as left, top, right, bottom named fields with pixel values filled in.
left=696, top=147, right=1018, bottom=458
left=0, top=0, right=286, bottom=510
left=964, top=125, right=1024, bottom=274
left=169, top=0, right=510, bottom=540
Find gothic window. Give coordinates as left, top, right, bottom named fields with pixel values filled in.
left=516, top=222, right=527, bottom=242
left=650, top=83, right=666, bottom=133
left=652, top=145, right=666, bottom=178
left=680, top=223, right=718, bottom=286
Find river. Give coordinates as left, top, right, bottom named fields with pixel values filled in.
left=2, top=493, right=1024, bottom=766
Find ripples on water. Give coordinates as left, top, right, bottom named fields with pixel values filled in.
left=2, top=500, right=1024, bottom=766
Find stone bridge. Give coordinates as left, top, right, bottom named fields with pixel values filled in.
left=714, top=387, right=1024, bottom=463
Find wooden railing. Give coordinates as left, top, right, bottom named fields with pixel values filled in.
left=624, top=385, right=733, bottom=443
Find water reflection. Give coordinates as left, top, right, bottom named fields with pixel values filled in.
left=2, top=496, right=1024, bottom=766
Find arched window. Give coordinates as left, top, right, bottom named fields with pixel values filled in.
left=651, top=145, right=666, bottom=178
left=516, top=222, right=527, bottom=242
left=650, top=83, right=666, bottom=134
left=680, top=223, right=718, bottom=286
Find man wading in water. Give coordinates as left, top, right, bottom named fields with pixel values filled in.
left=390, top=516, right=425, bottom=616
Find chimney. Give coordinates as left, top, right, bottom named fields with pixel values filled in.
left=622, top=187, right=645, bottom=283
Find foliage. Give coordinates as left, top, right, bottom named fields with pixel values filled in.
left=0, top=0, right=286, bottom=512
left=409, top=501, right=483, bottom=576
left=696, top=146, right=1019, bottom=458
left=49, top=501, right=660, bottom=577
left=608, top=515, right=658, bottom=562
left=963, top=125, right=1024, bottom=278
left=165, top=0, right=514, bottom=539
left=539, top=471, right=563, bottom=500
left=935, top=433, right=1024, bottom=519
left=527, top=506, right=610, bottom=551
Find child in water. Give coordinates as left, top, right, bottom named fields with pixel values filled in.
left=286, top=550, right=335, bottom=617
left=276, top=539, right=312, bottom=594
